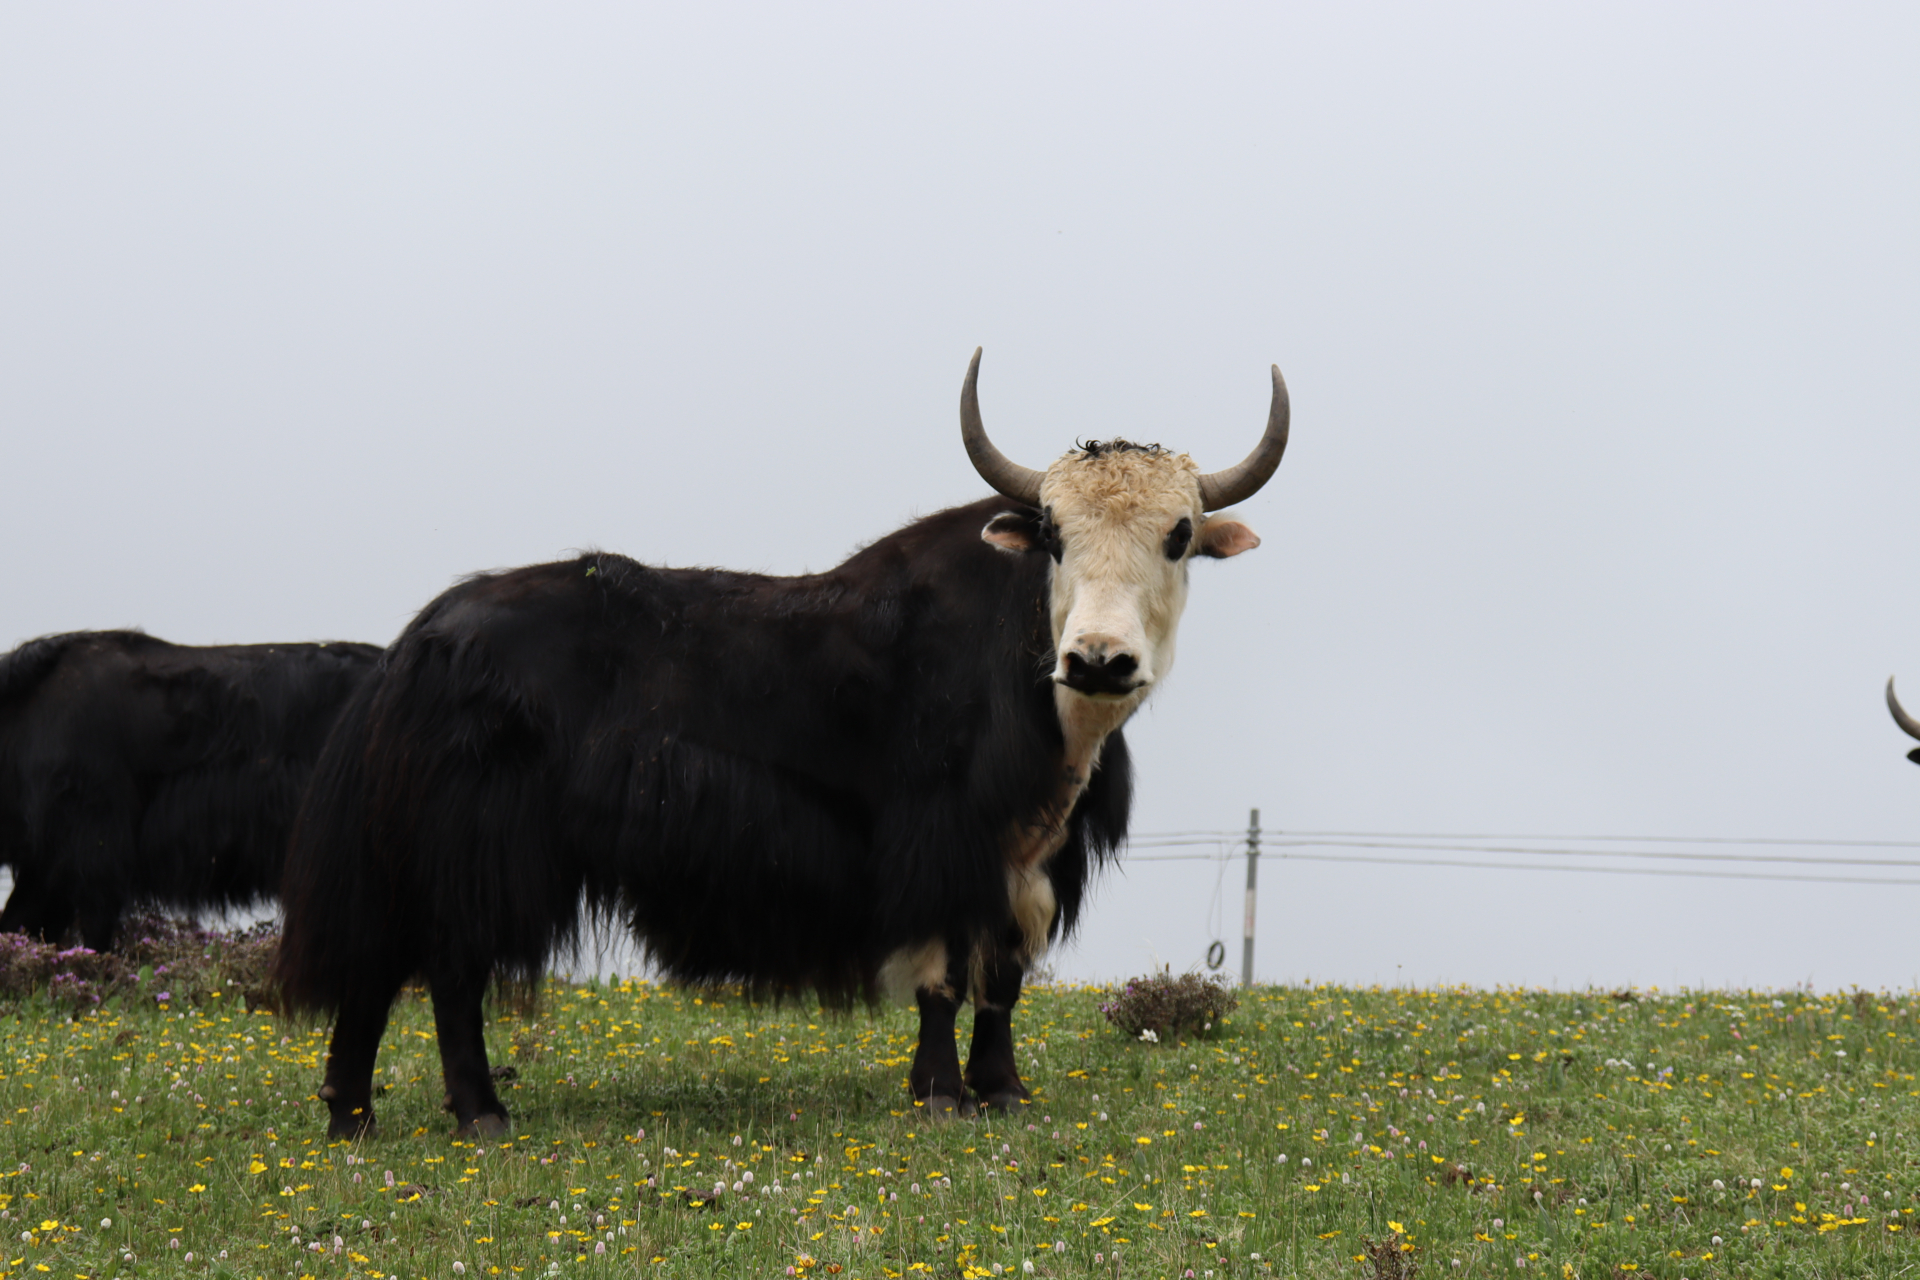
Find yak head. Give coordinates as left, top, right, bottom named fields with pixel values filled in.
left=961, top=349, right=1287, bottom=721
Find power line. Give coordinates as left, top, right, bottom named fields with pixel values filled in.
left=1122, top=847, right=1920, bottom=887
left=1130, top=828, right=1920, bottom=850
left=1281, top=838, right=1920, bottom=870
left=1121, top=834, right=1920, bottom=868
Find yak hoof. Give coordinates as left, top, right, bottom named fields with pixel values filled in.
left=326, top=1113, right=376, bottom=1141
left=320, top=1087, right=377, bottom=1140
left=978, top=1091, right=1032, bottom=1115
left=455, top=1112, right=511, bottom=1140
left=921, top=1095, right=963, bottom=1121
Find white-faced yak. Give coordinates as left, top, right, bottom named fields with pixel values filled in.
left=274, top=350, right=1290, bottom=1138
left=0, top=631, right=383, bottom=949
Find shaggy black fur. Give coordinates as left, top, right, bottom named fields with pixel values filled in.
left=275, top=497, right=1133, bottom=1136
left=0, top=631, right=382, bottom=950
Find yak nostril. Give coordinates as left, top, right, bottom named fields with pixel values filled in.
left=1061, top=649, right=1140, bottom=695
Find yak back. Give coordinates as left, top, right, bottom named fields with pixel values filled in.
left=0, top=630, right=383, bottom=918
left=275, top=498, right=1131, bottom=1012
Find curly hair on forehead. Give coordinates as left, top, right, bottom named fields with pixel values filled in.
left=1070, top=438, right=1169, bottom=459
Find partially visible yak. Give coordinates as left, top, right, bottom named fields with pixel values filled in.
left=1888, top=678, right=1920, bottom=764
left=0, top=630, right=382, bottom=949
left=275, top=350, right=1289, bottom=1137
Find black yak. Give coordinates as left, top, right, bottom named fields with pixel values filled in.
left=276, top=350, right=1288, bottom=1137
left=0, top=630, right=382, bottom=949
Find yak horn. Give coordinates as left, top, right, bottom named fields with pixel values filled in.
left=960, top=348, right=1045, bottom=507
left=1197, top=364, right=1290, bottom=511
left=1888, top=677, right=1920, bottom=742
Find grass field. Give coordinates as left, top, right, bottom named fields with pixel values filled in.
left=1, top=974, right=1916, bottom=1279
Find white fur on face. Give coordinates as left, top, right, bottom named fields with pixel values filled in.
left=1040, top=446, right=1204, bottom=703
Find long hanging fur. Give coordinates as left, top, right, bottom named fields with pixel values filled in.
left=274, top=498, right=1131, bottom=1013
left=0, top=630, right=382, bottom=946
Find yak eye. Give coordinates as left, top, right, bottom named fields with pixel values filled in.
left=1041, top=510, right=1064, bottom=563
left=1163, top=517, right=1193, bottom=561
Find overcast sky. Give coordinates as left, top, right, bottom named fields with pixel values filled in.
left=4, top=4, right=1918, bottom=991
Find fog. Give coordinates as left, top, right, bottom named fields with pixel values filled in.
left=4, top=4, right=1917, bottom=990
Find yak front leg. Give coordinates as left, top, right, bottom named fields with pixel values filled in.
left=318, top=975, right=406, bottom=1140
left=964, top=941, right=1033, bottom=1115
left=431, top=970, right=510, bottom=1138
left=909, top=942, right=971, bottom=1120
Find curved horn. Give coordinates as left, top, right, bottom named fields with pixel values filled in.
left=1197, top=364, right=1290, bottom=511
left=1888, top=677, right=1920, bottom=742
left=960, top=348, right=1045, bottom=507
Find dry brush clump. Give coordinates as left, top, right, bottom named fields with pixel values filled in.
left=0, top=932, right=130, bottom=1012
left=0, top=913, right=280, bottom=1013
left=1100, top=969, right=1238, bottom=1041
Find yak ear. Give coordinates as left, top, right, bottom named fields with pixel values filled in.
left=1908, top=747, right=1920, bottom=767
left=982, top=510, right=1041, bottom=554
left=1196, top=515, right=1260, bottom=559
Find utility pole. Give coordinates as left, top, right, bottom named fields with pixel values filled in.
left=1241, top=807, right=1261, bottom=988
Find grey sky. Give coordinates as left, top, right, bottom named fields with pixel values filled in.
left=4, top=4, right=1917, bottom=990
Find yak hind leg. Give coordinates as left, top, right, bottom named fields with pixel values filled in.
left=41, top=799, right=130, bottom=950
left=963, top=945, right=1033, bottom=1115
left=909, top=943, right=971, bottom=1120
left=318, top=976, right=405, bottom=1140
left=431, top=970, right=510, bottom=1138
left=74, top=882, right=127, bottom=954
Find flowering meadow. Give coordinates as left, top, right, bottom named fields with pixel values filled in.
left=1, top=969, right=1917, bottom=1280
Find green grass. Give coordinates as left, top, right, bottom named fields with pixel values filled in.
left=1, top=978, right=1917, bottom=1279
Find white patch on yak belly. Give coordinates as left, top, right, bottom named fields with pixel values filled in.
left=879, top=938, right=949, bottom=1004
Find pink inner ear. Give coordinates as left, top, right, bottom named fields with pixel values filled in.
left=981, top=518, right=1035, bottom=553
left=1197, top=519, right=1260, bottom=559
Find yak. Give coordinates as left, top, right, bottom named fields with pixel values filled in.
left=275, top=350, right=1289, bottom=1138
left=0, top=630, right=382, bottom=949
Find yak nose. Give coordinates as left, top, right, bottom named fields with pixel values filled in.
left=1058, top=641, right=1142, bottom=696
